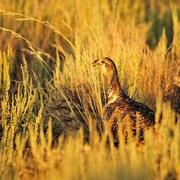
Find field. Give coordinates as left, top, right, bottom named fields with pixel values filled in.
left=0, top=0, right=179, bottom=179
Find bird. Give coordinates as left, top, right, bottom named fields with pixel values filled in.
left=92, top=57, right=155, bottom=146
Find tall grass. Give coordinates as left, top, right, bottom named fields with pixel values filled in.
left=0, top=0, right=179, bottom=179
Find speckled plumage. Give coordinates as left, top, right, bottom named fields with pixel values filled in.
left=92, top=57, right=155, bottom=145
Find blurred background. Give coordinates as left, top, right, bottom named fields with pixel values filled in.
left=0, top=1, right=179, bottom=179
left=0, top=0, right=179, bottom=109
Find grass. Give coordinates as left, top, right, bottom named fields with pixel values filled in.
left=0, top=0, right=179, bottom=179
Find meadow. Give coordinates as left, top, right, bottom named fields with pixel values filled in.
left=0, top=0, right=179, bottom=179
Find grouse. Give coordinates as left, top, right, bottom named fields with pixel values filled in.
left=92, top=57, right=155, bottom=145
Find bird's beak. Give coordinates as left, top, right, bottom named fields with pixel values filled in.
left=92, top=58, right=101, bottom=67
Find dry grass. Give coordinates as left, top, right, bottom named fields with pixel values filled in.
left=0, top=0, right=179, bottom=179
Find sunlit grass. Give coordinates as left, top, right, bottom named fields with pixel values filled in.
left=0, top=0, right=179, bottom=179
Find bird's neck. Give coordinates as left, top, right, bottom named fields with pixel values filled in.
left=107, top=71, right=124, bottom=104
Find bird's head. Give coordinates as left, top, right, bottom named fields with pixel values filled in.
left=92, top=57, right=117, bottom=78
left=92, top=57, right=122, bottom=103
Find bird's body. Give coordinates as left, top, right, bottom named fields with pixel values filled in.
left=103, top=92, right=155, bottom=144
left=92, top=57, right=155, bottom=145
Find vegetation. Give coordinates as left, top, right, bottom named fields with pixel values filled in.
left=0, top=0, right=179, bottom=179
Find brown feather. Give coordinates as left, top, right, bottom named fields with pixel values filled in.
left=93, top=57, right=155, bottom=145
